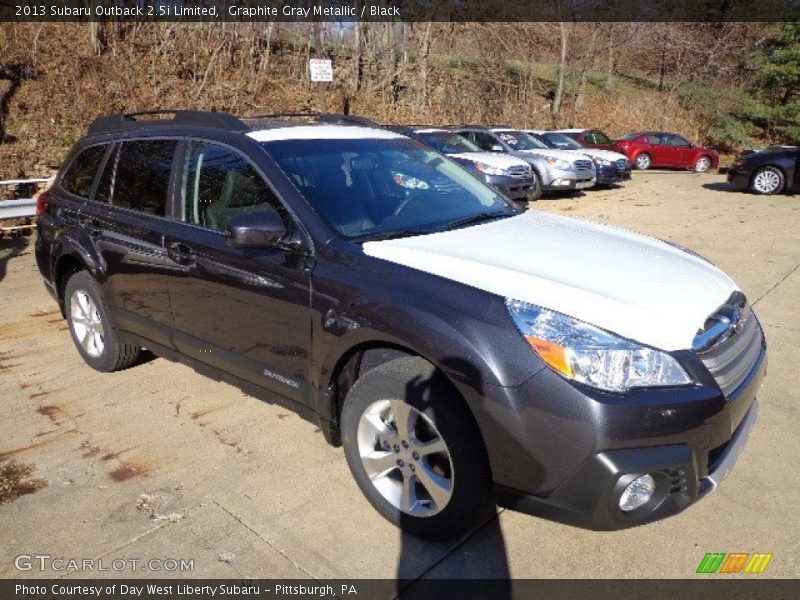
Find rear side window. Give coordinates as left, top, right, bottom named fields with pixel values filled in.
left=184, top=141, right=287, bottom=232
left=61, top=145, right=108, bottom=198
left=113, top=140, right=178, bottom=216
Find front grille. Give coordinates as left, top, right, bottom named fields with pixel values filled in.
left=508, top=165, right=532, bottom=179
left=573, top=159, right=593, bottom=171
left=615, top=158, right=629, bottom=169
left=696, top=299, right=764, bottom=398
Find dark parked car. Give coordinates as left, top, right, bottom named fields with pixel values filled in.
left=395, top=127, right=541, bottom=203
left=614, top=132, right=719, bottom=172
left=554, top=128, right=626, bottom=155
left=727, top=145, right=800, bottom=195
left=36, top=110, right=765, bottom=539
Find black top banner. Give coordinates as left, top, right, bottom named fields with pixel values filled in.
left=2, top=0, right=800, bottom=22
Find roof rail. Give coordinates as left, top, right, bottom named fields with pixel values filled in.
left=245, top=112, right=382, bottom=128
left=87, top=110, right=249, bottom=136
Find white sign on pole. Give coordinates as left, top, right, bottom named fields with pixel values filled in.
left=309, top=58, right=333, bottom=82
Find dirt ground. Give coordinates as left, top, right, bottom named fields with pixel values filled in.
left=0, top=170, right=798, bottom=584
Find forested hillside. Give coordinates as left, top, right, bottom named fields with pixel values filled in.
left=1, top=21, right=798, bottom=178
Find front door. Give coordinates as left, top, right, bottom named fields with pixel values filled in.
left=164, top=140, right=313, bottom=404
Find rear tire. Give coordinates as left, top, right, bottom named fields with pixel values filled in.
left=634, top=153, right=651, bottom=170
left=341, top=356, right=493, bottom=540
left=64, top=271, right=141, bottom=372
left=694, top=156, right=712, bottom=172
left=750, top=166, right=785, bottom=195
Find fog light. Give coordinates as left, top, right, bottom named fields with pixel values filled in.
left=619, top=474, right=655, bottom=511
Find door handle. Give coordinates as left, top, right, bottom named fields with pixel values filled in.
left=167, top=241, right=196, bottom=266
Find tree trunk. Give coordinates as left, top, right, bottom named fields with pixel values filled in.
left=551, top=22, right=571, bottom=125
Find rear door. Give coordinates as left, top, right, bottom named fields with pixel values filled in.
left=82, top=138, right=181, bottom=348
left=645, top=133, right=672, bottom=167
left=163, top=139, right=313, bottom=404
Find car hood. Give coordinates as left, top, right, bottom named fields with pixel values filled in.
left=578, top=148, right=629, bottom=163
left=516, top=148, right=586, bottom=163
left=362, top=211, right=739, bottom=351
left=448, top=152, right=528, bottom=170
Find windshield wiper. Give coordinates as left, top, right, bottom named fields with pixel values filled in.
left=442, top=211, right=513, bottom=232
left=354, top=228, right=432, bottom=243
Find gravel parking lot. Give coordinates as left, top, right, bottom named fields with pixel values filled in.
left=0, top=170, right=798, bottom=583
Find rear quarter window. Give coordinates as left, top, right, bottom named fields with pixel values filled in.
left=60, top=144, right=108, bottom=198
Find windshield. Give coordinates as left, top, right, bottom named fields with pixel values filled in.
left=419, top=132, right=481, bottom=154
left=494, top=130, right=549, bottom=150
left=261, top=138, right=516, bottom=241
left=541, top=132, right=583, bottom=150
left=616, top=132, right=642, bottom=141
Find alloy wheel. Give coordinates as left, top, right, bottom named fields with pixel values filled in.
left=695, top=156, right=711, bottom=172
left=356, top=399, right=454, bottom=517
left=70, top=290, right=105, bottom=358
left=752, top=169, right=782, bottom=194
left=635, top=154, right=651, bottom=170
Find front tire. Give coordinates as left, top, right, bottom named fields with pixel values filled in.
left=64, top=271, right=141, bottom=372
left=527, top=169, right=543, bottom=201
left=341, top=356, right=493, bottom=540
left=750, top=166, right=785, bottom=195
left=634, top=153, right=651, bottom=170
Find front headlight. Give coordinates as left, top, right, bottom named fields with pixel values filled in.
left=474, top=162, right=510, bottom=177
left=593, top=157, right=612, bottom=166
left=506, top=300, right=692, bottom=393
left=544, top=156, right=572, bottom=170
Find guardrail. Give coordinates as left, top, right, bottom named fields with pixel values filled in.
left=0, top=178, right=53, bottom=224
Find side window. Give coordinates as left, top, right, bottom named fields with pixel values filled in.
left=646, top=134, right=662, bottom=144
left=584, top=132, right=597, bottom=145
left=113, top=140, right=178, bottom=216
left=668, top=135, right=690, bottom=147
left=61, top=145, right=108, bottom=198
left=184, top=141, right=287, bottom=232
left=472, top=132, right=500, bottom=152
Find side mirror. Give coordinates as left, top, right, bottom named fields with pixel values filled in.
left=490, top=144, right=505, bottom=152
left=225, top=207, right=287, bottom=249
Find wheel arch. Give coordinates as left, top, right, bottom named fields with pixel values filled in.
left=319, top=340, right=489, bottom=461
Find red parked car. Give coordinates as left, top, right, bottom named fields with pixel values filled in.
left=553, top=129, right=626, bottom=154
left=613, top=132, right=719, bottom=172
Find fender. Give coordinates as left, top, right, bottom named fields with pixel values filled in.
left=309, top=246, right=545, bottom=431
left=51, top=225, right=107, bottom=304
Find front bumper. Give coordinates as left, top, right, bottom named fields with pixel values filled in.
left=541, top=166, right=596, bottom=191
left=595, top=163, right=632, bottom=185
left=727, top=167, right=750, bottom=188
left=472, top=338, right=766, bottom=530
left=483, top=173, right=536, bottom=202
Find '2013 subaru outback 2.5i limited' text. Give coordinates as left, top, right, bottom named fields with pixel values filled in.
left=36, top=110, right=766, bottom=539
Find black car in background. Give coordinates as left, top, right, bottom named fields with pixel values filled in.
left=390, top=127, right=540, bottom=203
left=727, top=145, right=800, bottom=195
